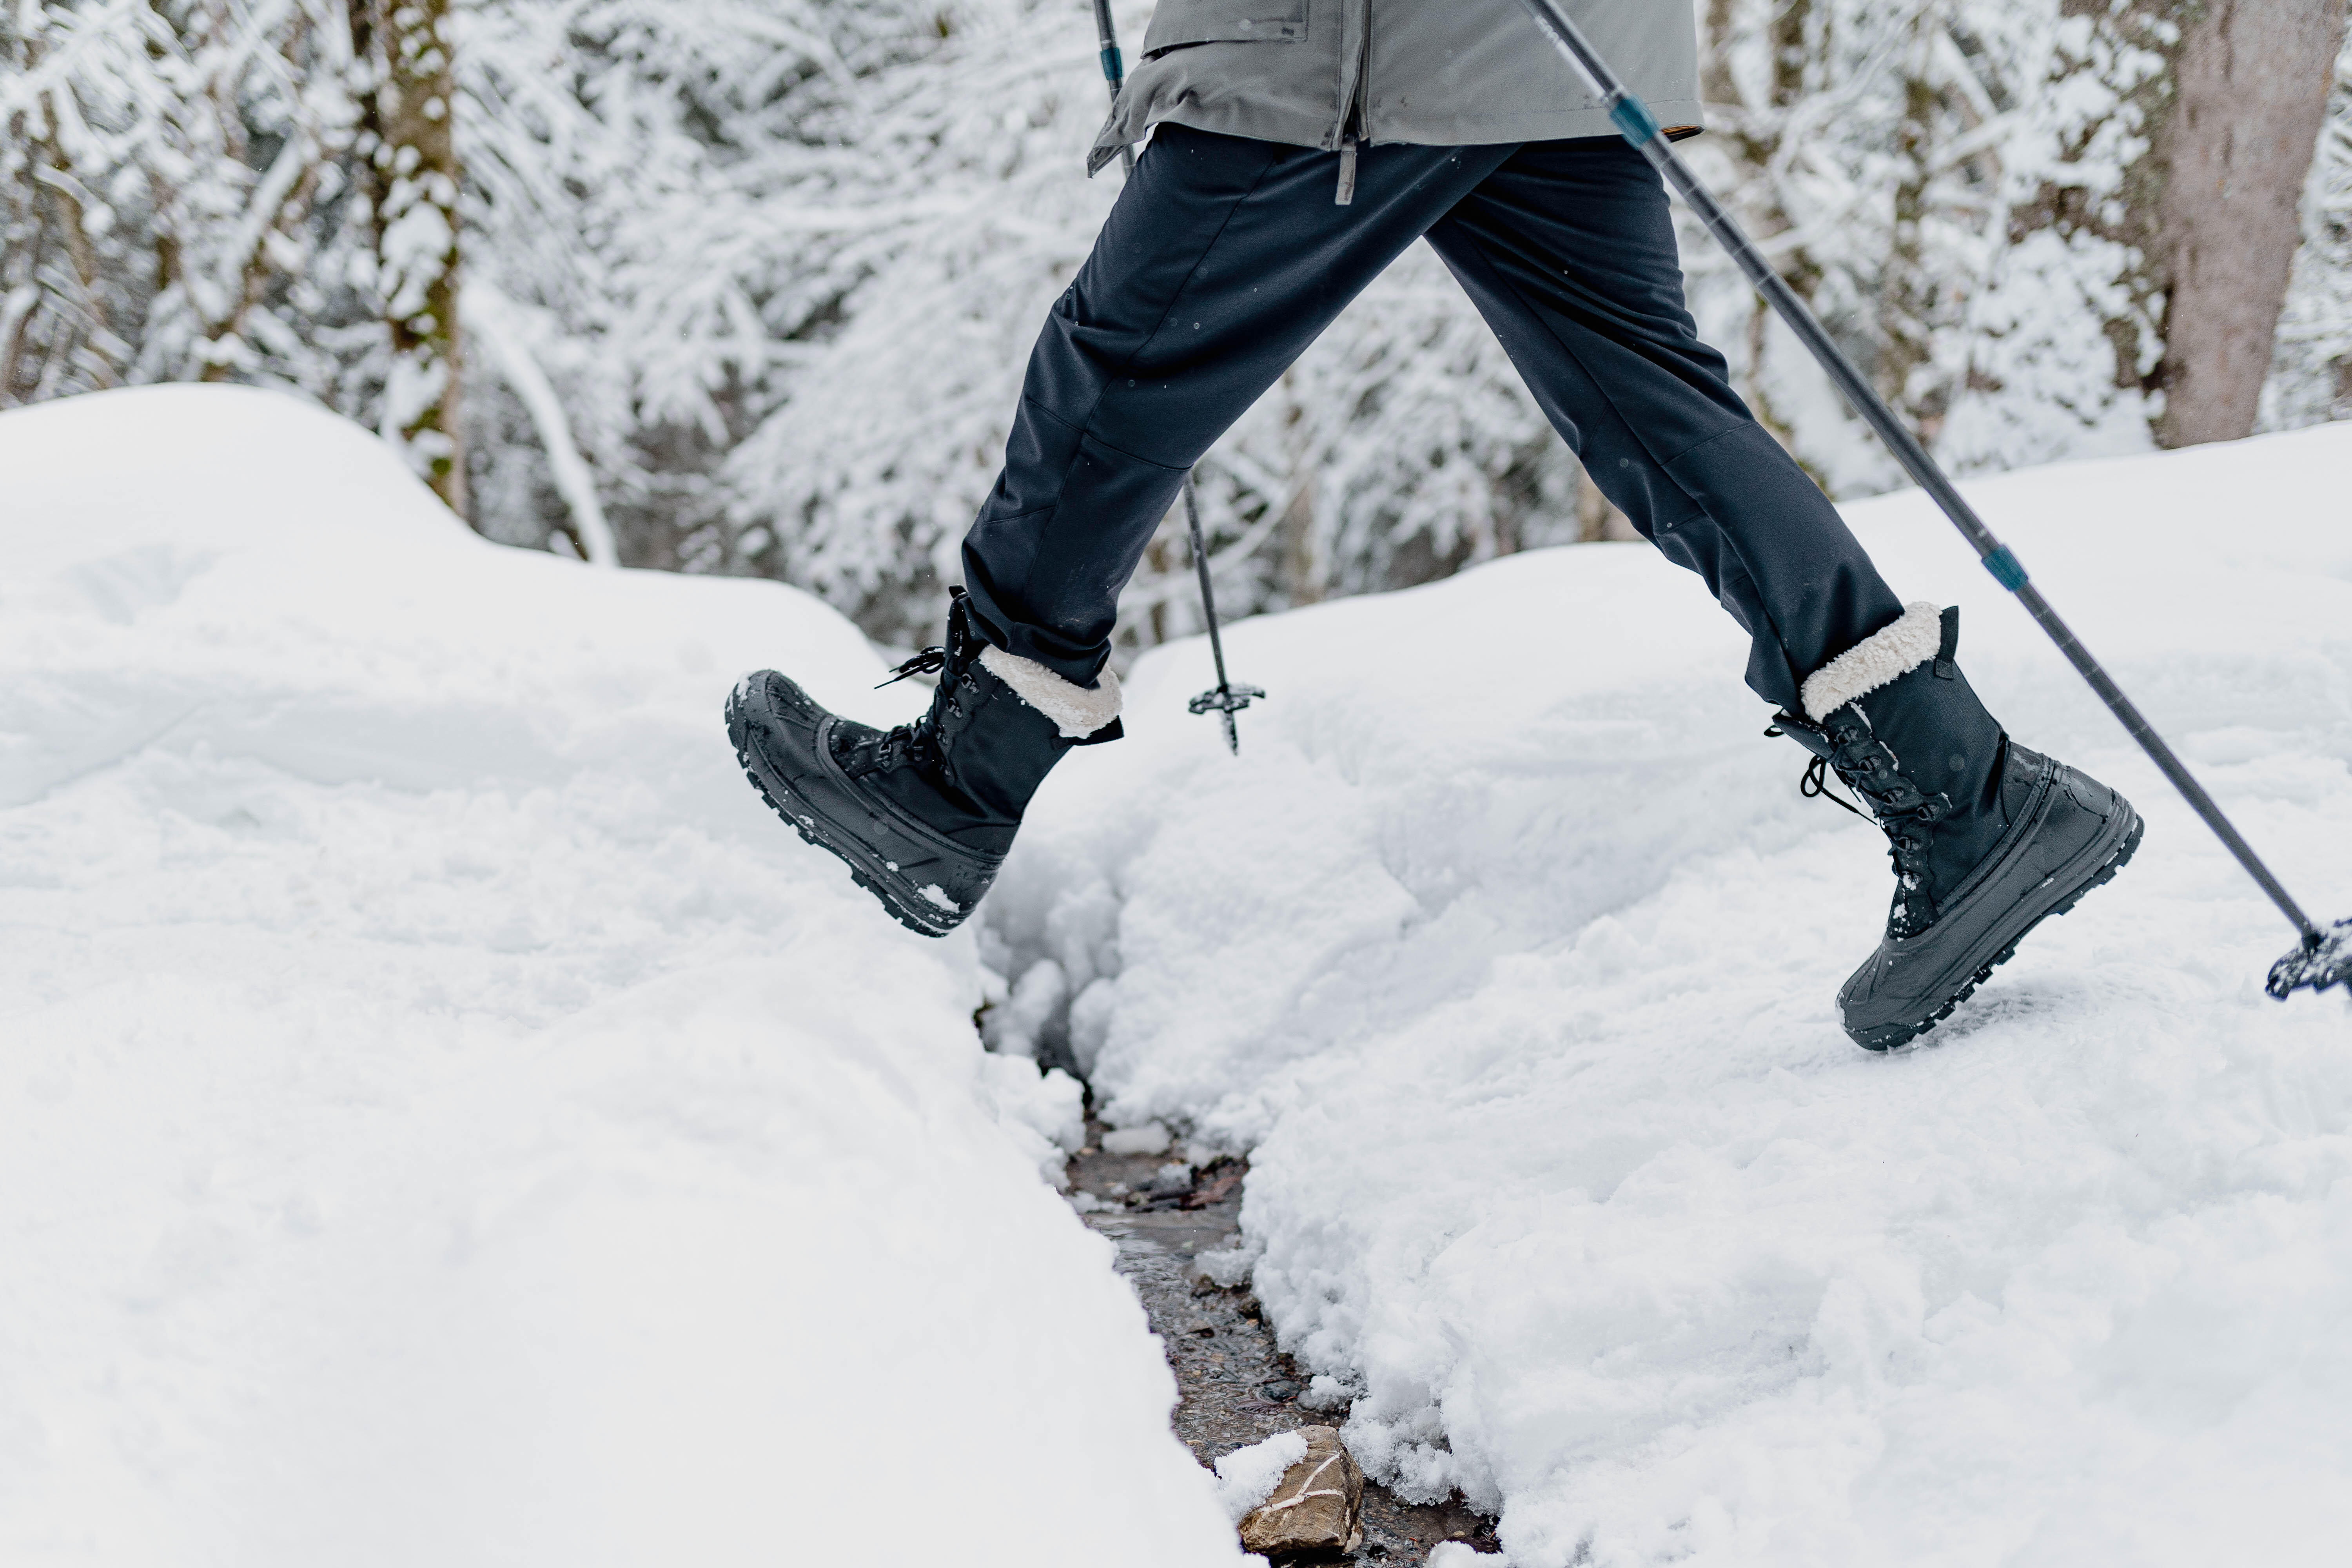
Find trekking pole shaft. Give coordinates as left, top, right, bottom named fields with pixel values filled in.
left=1088, top=0, right=1124, bottom=96
left=1183, top=481, right=1232, bottom=688
left=1510, top=0, right=2324, bottom=948
left=1089, top=0, right=1138, bottom=177
left=2011, top=582, right=2320, bottom=941
left=1185, top=478, right=1241, bottom=751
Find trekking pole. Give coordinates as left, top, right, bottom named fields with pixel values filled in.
left=1087, top=0, right=1263, bottom=752
left=1087, top=0, right=1136, bottom=178
left=1509, top=0, right=2348, bottom=998
left=1181, top=479, right=1265, bottom=753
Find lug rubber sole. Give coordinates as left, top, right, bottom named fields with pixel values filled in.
left=1851, top=811, right=2143, bottom=1051
left=725, top=684, right=965, bottom=938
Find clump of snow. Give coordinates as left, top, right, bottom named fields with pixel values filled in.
left=980, top=1054, right=1090, bottom=1187
left=1194, top=1243, right=1261, bottom=1289
left=982, top=956, right=1070, bottom=1059
left=0, top=386, right=1243, bottom=1566
left=993, top=425, right=2352, bottom=1563
left=1298, top=1374, right=1354, bottom=1413
left=1427, top=1545, right=1508, bottom=1568
left=1211, top=1430, right=1310, bottom=1523
left=1102, top=1122, right=1173, bottom=1156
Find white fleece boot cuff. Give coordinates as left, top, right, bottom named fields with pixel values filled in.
left=977, top=645, right=1123, bottom=739
left=1801, top=601, right=1944, bottom=720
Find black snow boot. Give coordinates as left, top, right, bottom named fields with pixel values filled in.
left=724, top=588, right=1120, bottom=936
left=1775, top=603, right=2142, bottom=1050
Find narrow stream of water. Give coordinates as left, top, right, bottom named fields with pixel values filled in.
left=1063, top=1123, right=1500, bottom=1563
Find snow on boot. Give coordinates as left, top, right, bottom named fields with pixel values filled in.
left=1776, top=603, right=2143, bottom=1051
left=724, top=589, right=1120, bottom=936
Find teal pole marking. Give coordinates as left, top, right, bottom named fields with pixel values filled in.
left=1608, top=93, right=1659, bottom=147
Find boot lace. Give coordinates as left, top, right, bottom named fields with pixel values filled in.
left=875, top=644, right=947, bottom=688
left=878, top=719, right=941, bottom=772
left=1803, top=724, right=1949, bottom=937
left=835, top=713, right=940, bottom=781
left=827, top=647, right=952, bottom=782
left=848, top=589, right=983, bottom=784
left=1800, top=755, right=1872, bottom=822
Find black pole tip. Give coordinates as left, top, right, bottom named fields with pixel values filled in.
left=1188, top=682, right=1266, bottom=755
left=2266, top=918, right=2352, bottom=999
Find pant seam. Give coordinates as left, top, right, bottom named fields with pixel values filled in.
left=1659, top=423, right=1748, bottom=471
left=1021, top=396, right=1189, bottom=473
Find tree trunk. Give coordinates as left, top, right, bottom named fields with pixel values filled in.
left=352, top=0, right=467, bottom=517
left=2152, top=0, right=2347, bottom=447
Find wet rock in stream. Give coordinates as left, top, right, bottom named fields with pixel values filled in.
left=1239, top=1424, right=1365, bottom=1559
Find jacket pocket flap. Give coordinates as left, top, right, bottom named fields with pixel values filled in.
left=1141, top=0, right=1308, bottom=54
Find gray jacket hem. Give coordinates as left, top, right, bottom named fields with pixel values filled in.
left=1089, top=95, right=1704, bottom=173
left=1083, top=2, right=1705, bottom=174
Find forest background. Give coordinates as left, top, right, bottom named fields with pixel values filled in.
left=6, top=0, right=2348, bottom=662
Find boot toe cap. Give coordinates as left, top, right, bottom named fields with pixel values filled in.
left=1837, top=758, right=2139, bottom=1050
left=725, top=670, right=1004, bottom=938
left=2058, top=762, right=2120, bottom=819
left=730, top=671, right=857, bottom=778
left=730, top=669, right=823, bottom=735
left=1835, top=946, right=1951, bottom=1050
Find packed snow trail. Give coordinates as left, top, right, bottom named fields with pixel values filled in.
left=986, top=424, right=2352, bottom=1566
left=0, top=386, right=1244, bottom=1567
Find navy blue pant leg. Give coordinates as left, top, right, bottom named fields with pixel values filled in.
left=961, top=128, right=1905, bottom=708
left=1424, top=138, right=1904, bottom=708
left=960, top=127, right=1507, bottom=683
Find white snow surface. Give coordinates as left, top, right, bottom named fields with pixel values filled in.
left=987, top=424, right=2352, bottom=1566
left=0, top=386, right=1243, bottom=1567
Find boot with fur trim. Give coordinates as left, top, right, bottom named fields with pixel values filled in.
left=725, top=588, right=1120, bottom=936
left=1776, top=603, right=2143, bottom=1049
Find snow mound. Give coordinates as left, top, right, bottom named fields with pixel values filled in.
left=990, top=423, right=2352, bottom=1565
left=0, top=386, right=1240, bottom=1566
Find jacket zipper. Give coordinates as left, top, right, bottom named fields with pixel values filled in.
left=1333, top=0, right=1370, bottom=204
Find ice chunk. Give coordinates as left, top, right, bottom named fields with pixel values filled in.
left=1427, top=1545, right=1505, bottom=1567
left=1101, top=1122, right=1171, bottom=1156
left=1194, top=1241, right=1261, bottom=1289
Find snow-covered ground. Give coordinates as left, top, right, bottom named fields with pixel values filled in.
left=14, top=384, right=2349, bottom=1568
left=0, top=386, right=1244, bottom=1566
left=988, top=423, right=2352, bottom=1565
